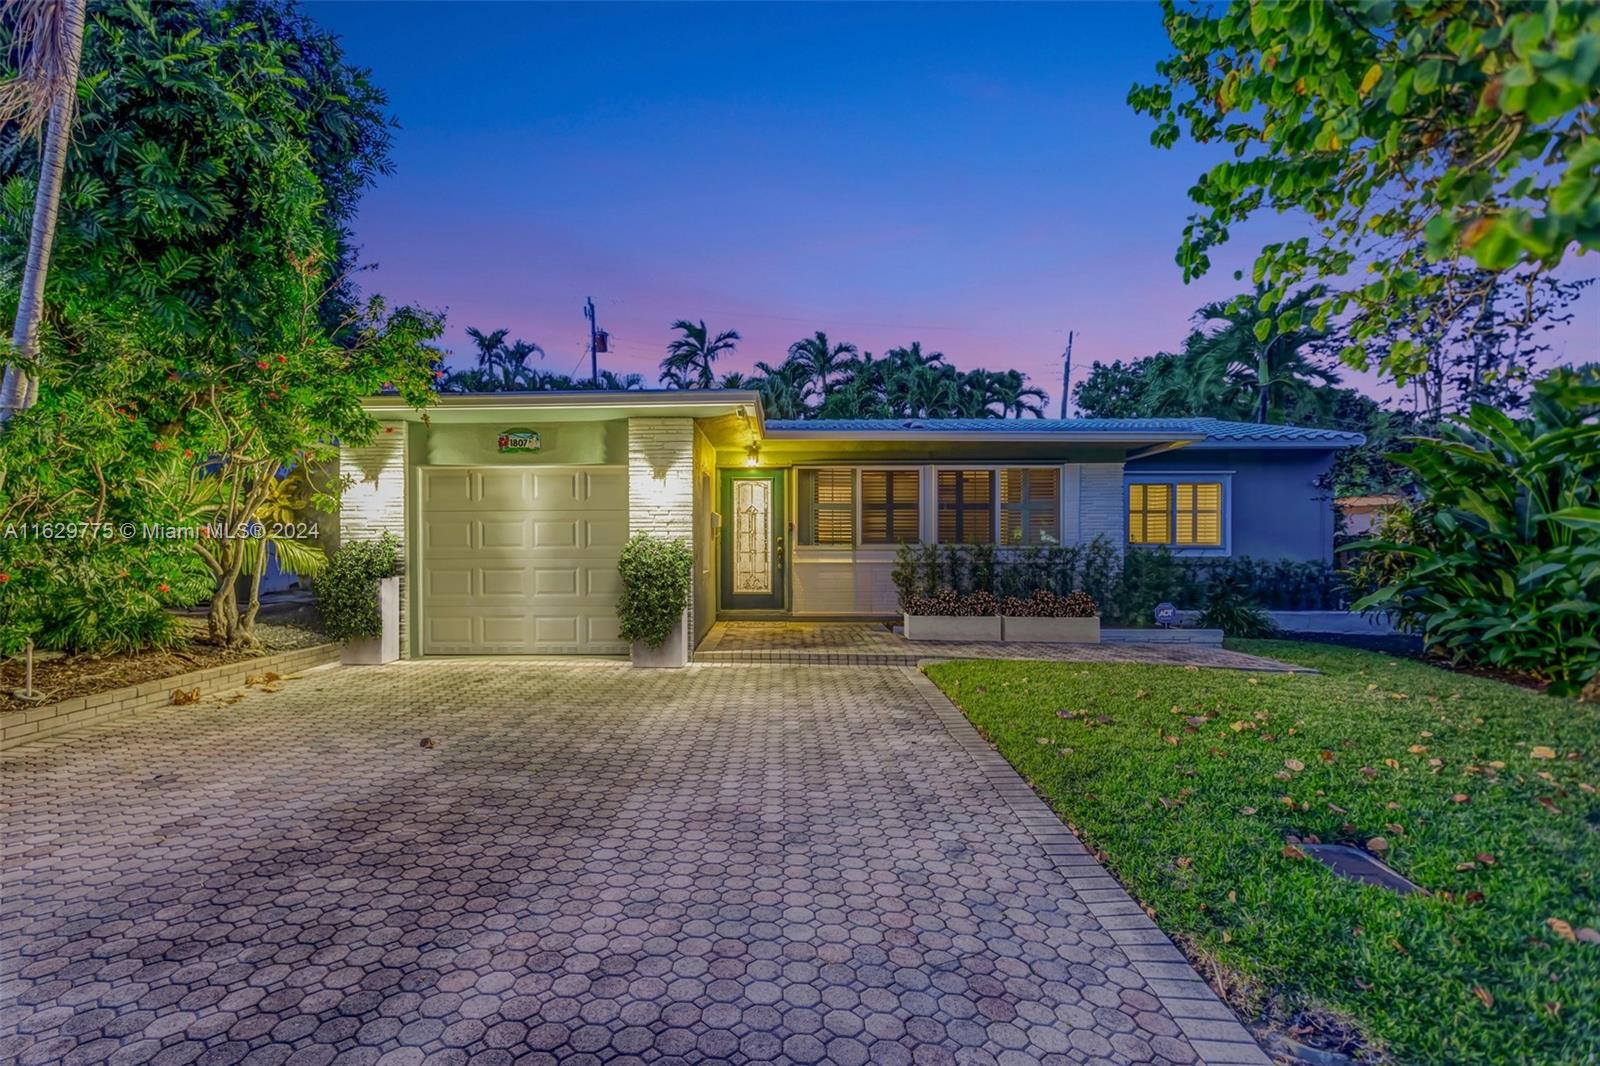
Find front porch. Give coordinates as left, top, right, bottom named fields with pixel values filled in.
left=694, top=620, right=1306, bottom=671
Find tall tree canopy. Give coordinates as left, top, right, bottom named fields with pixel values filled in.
left=0, top=0, right=441, bottom=649
left=1130, top=0, right=1600, bottom=383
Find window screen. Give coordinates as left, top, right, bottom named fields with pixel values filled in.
left=999, top=468, right=1060, bottom=545
left=861, top=470, right=920, bottom=544
left=798, top=468, right=854, bottom=546
left=937, top=469, right=994, bottom=543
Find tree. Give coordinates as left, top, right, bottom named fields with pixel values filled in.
left=0, top=0, right=86, bottom=414
left=660, top=319, right=739, bottom=389
left=1185, top=285, right=1339, bottom=424
left=439, top=327, right=544, bottom=392
left=1130, top=1, right=1600, bottom=384
left=0, top=0, right=441, bottom=649
left=750, top=359, right=810, bottom=420
left=786, top=331, right=858, bottom=401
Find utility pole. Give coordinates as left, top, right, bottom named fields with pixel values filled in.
left=1058, top=330, right=1074, bottom=419
left=584, top=297, right=599, bottom=385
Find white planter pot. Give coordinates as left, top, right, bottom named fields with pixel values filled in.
left=632, top=611, right=690, bottom=668
left=1002, top=615, right=1101, bottom=644
left=342, top=576, right=401, bottom=665
left=902, top=614, right=1003, bottom=642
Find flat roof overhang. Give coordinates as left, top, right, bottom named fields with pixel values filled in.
left=361, top=388, right=764, bottom=424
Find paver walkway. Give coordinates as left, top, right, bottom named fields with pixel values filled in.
left=1, top=661, right=1266, bottom=1066
left=697, top=622, right=1304, bottom=672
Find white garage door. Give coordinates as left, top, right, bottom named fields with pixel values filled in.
left=419, top=466, right=629, bottom=655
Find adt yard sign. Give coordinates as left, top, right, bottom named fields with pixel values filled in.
left=1154, top=601, right=1179, bottom=627
left=498, top=428, right=541, bottom=453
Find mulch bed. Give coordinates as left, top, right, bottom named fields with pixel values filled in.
left=0, top=611, right=330, bottom=712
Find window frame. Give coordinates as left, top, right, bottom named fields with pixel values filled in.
left=1123, top=472, right=1234, bottom=557
left=859, top=467, right=923, bottom=546
left=931, top=464, right=1068, bottom=546
left=795, top=466, right=858, bottom=549
left=999, top=467, right=1062, bottom=547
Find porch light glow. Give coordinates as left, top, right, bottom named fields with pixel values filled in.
left=745, top=443, right=761, bottom=467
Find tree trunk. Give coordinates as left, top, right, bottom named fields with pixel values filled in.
left=242, top=555, right=265, bottom=641
left=207, top=580, right=240, bottom=647
left=0, top=0, right=87, bottom=419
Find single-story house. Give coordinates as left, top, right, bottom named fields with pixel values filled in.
left=339, top=390, right=1362, bottom=658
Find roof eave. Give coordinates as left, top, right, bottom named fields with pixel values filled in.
left=761, top=429, right=1206, bottom=445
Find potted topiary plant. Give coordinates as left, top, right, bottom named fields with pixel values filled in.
left=900, top=589, right=1002, bottom=641
left=617, top=533, right=693, bottom=668
left=1001, top=588, right=1100, bottom=644
left=317, top=533, right=402, bottom=665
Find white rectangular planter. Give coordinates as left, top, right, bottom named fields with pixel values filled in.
left=342, top=576, right=401, bottom=665
left=632, top=612, right=690, bottom=668
left=902, top=614, right=1003, bottom=642
left=1001, top=616, right=1101, bottom=644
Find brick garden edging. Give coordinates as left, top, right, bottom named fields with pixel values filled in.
left=905, top=666, right=1272, bottom=1066
left=0, top=642, right=341, bottom=752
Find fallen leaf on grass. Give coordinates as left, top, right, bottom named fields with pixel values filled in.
left=171, top=687, right=200, bottom=706
left=1451, top=793, right=1470, bottom=804
left=1577, top=928, right=1600, bottom=946
left=1176, top=856, right=1191, bottom=869
left=1281, top=845, right=1306, bottom=860
left=1538, top=797, right=1563, bottom=814
left=1547, top=918, right=1577, bottom=942
left=1476, top=853, right=1496, bottom=865
left=1474, top=987, right=1494, bottom=1009
left=1455, top=862, right=1477, bottom=872
left=1284, top=759, right=1305, bottom=772
left=1240, top=806, right=1257, bottom=816
left=1408, top=744, right=1428, bottom=754
left=1531, top=746, right=1557, bottom=760
left=1367, top=837, right=1389, bottom=853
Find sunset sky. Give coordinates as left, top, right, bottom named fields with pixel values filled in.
left=312, top=2, right=1597, bottom=409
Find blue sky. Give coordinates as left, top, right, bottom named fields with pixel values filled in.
left=310, top=1, right=1596, bottom=407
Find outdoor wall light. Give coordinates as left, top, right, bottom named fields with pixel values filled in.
left=745, top=443, right=761, bottom=467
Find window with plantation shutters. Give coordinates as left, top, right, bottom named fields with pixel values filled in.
left=798, top=468, right=854, bottom=546
left=861, top=470, right=920, bottom=544
left=1176, top=482, right=1223, bottom=546
left=1127, top=482, right=1172, bottom=544
left=1000, top=468, right=1060, bottom=545
left=937, top=469, right=994, bottom=543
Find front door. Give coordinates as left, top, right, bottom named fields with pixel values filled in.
left=720, top=469, right=785, bottom=611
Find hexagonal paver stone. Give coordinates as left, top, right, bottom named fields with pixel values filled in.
left=0, top=661, right=1260, bottom=1066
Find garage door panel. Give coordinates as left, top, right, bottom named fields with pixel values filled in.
left=425, top=470, right=474, bottom=507
left=420, top=466, right=629, bottom=655
left=479, top=568, right=528, bottom=597
left=479, top=470, right=534, bottom=508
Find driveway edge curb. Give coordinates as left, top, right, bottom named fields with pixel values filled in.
left=902, top=666, right=1272, bottom=1066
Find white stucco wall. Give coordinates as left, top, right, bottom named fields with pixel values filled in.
left=337, top=422, right=410, bottom=657
left=628, top=417, right=699, bottom=633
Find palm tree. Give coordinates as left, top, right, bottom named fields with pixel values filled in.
left=0, top=0, right=88, bottom=415
left=990, top=369, right=1049, bottom=418
left=1185, top=286, right=1336, bottom=423
left=786, top=331, right=858, bottom=401
left=751, top=359, right=811, bottom=420
left=661, top=319, right=740, bottom=389
left=716, top=371, right=753, bottom=390
left=441, top=328, right=544, bottom=391
left=596, top=369, right=643, bottom=391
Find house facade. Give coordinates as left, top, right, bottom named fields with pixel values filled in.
left=339, top=391, right=1361, bottom=658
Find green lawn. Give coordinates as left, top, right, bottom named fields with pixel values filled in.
left=925, top=641, right=1599, bottom=1065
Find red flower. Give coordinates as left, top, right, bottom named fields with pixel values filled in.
left=256, top=360, right=269, bottom=370
left=157, top=583, right=170, bottom=593
left=153, top=441, right=167, bottom=451
left=183, top=449, right=193, bottom=458
left=0, top=572, right=9, bottom=584
left=277, top=355, right=287, bottom=363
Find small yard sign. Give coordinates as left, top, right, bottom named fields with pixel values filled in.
left=1153, top=601, right=1178, bottom=627
left=498, top=428, right=541, bottom=453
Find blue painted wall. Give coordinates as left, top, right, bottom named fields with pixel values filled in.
left=1125, top=448, right=1337, bottom=562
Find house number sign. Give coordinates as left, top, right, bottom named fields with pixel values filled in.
left=498, top=428, right=541, bottom=453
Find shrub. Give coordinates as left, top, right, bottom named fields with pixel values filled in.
left=616, top=534, right=692, bottom=648
left=901, top=590, right=999, bottom=617
left=1000, top=589, right=1099, bottom=618
left=316, top=534, right=402, bottom=642
left=1342, top=500, right=1436, bottom=633
left=1196, top=573, right=1278, bottom=638
left=1353, top=366, right=1600, bottom=697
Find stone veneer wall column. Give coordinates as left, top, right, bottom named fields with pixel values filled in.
left=1073, top=461, right=1126, bottom=550
left=628, top=418, right=698, bottom=626
left=338, top=422, right=410, bottom=657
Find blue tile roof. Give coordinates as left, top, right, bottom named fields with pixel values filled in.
left=764, top=417, right=1364, bottom=447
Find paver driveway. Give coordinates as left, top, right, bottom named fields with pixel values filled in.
left=1, top=661, right=1263, bottom=1066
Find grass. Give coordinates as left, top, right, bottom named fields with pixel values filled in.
left=925, top=640, right=1600, bottom=1065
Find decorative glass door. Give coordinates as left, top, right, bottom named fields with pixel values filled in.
left=720, top=470, right=785, bottom=611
